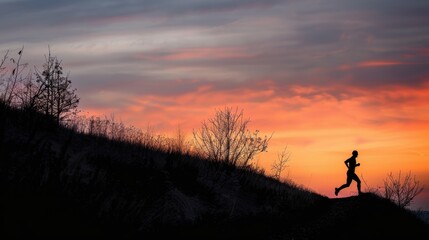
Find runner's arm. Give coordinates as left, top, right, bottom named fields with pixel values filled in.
left=344, top=159, right=350, bottom=169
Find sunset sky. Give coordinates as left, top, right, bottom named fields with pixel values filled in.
left=1, top=0, right=428, bottom=210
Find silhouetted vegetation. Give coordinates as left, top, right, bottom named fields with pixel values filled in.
left=1, top=46, right=29, bottom=106
left=33, top=48, right=79, bottom=123
left=271, top=146, right=291, bottom=180
left=192, top=106, right=272, bottom=167
left=0, top=47, right=79, bottom=123
left=382, top=171, right=424, bottom=208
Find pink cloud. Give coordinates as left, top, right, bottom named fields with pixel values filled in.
left=356, top=60, right=407, bottom=68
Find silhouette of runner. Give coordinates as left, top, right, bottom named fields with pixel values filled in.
left=335, top=150, right=362, bottom=196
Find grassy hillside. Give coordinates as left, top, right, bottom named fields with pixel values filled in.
left=1, top=103, right=428, bottom=239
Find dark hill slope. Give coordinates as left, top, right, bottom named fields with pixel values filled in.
left=0, top=103, right=428, bottom=239
left=322, top=194, right=429, bottom=239
left=153, top=193, right=429, bottom=239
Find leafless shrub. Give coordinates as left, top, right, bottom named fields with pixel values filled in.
left=192, top=106, right=272, bottom=167
left=383, top=171, right=424, bottom=208
left=271, top=146, right=290, bottom=180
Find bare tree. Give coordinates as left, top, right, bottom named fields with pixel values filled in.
left=33, top=48, right=79, bottom=123
left=271, top=146, right=290, bottom=180
left=193, top=106, right=272, bottom=167
left=383, top=171, right=424, bottom=208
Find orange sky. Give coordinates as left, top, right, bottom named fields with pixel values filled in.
left=81, top=79, right=429, bottom=210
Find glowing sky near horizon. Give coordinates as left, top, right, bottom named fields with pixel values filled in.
left=1, top=0, right=429, bottom=210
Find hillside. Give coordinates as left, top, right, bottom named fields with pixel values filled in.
left=1, top=103, right=428, bottom=239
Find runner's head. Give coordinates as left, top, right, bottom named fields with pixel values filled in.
left=352, top=150, right=358, bottom=157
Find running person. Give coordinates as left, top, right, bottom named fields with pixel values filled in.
left=335, top=150, right=362, bottom=196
